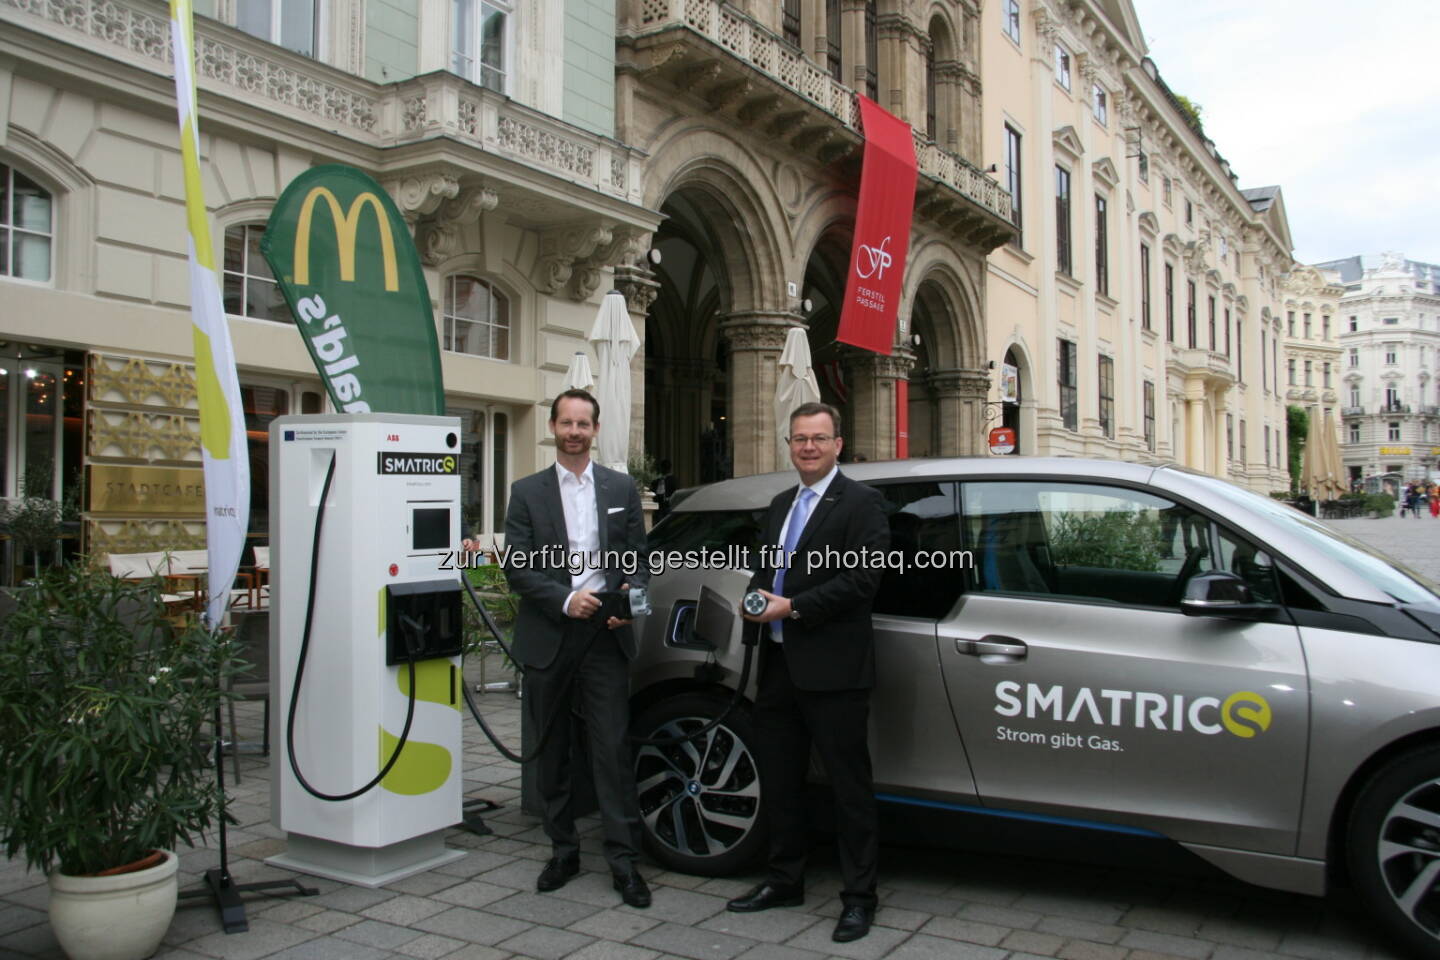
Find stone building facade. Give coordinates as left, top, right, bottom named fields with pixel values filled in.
left=1279, top=264, right=1344, bottom=481
left=979, top=0, right=1293, bottom=491
left=1315, top=253, right=1440, bottom=485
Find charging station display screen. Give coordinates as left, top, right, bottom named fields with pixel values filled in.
left=412, top=508, right=450, bottom=550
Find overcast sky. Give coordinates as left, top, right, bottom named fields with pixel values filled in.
left=1129, top=0, right=1440, bottom=268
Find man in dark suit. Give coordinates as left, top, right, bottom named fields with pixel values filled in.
left=496, top=389, right=651, bottom=907
left=727, top=401, right=889, bottom=942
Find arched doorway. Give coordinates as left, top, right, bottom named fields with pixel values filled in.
left=1001, top=346, right=1023, bottom=454
left=800, top=229, right=855, bottom=452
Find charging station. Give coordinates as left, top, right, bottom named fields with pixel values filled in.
left=265, top=413, right=467, bottom=886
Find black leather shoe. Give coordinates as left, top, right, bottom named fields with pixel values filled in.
left=613, top=871, right=652, bottom=908
left=726, top=882, right=804, bottom=912
left=832, top=905, right=874, bottom=942
left=535, top=855, right=580, bottom=892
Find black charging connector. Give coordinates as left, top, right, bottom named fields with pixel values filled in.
left=693, top=660, right=724, bottom=684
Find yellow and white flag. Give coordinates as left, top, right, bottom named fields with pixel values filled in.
left=170, top=0, right=250, bottom=628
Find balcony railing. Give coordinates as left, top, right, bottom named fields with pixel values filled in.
left=625, top=0, right=1012, bottom=224
left=1381, top=403, right=1412, bottom=414
left=1342, top=406, right=1365, bottom=416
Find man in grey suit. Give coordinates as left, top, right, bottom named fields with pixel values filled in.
left=498, top=389, right=651, bottom=907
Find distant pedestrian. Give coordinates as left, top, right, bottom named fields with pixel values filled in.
left=1430, top=483, right=1439, bottom=518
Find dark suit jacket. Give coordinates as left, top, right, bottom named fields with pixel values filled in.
left=749, top=471, right=889, bottom=691
left=502, top=462, right=649, bottom=669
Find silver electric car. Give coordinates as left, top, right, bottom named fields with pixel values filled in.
left=628, top=458, right=1440, bottom=957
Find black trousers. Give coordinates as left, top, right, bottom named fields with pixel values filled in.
left=522, top=622, right=642, bottom=876
left=754, top=641, right=878, bottom=908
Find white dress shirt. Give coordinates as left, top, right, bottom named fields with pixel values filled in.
left=771, top=463, right=838, bottom=641
left=558, top=460, right=605, bottom=615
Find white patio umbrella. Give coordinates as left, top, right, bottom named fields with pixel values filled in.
left=588, top=290, right=641, bottom=472
left=562, top=350, right=594, bottom=392
left=775, top=326, right=821, bottom=468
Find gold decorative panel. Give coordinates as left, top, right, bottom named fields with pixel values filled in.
left=88, top=355, right=199, bottom=410
left=87, top=410, right=202, bottom=462
left=88, top=519, right=207, bottom=562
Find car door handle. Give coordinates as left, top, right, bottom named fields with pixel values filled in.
left=954, top=635, right=1028, bottom=658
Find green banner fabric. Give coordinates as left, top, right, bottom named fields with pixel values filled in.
left=261, top=165, right=445, bottom=415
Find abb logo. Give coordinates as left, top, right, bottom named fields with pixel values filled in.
left=386, top=434, right=400, bottom=442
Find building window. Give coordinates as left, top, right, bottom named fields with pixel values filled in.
left=864, top=0, right=878, bottom=100
left=1092, top=84, right=1107, bottom=125
left=443, top=275, right=510, bottom=360
left=1055, top=45, right=1071, bottom=89
left=1323, top=362, right=1331, bottom=388
left=1219, top=235, right=1228, bottom=260
left=1058, top=338, right=1077, bottom=431
left=1187, top=280, right=1197, bottom=348
left=1236, top=320, right=1244, bottom=383
left=451, top=406, right=512, bottom=536
left=1098, top=355, right=1114, bottom=438
left=782, top=0, right=801, bottom=46
left=825, top=0, right=842, bottom=82
left=1094, top=195, right=1108, bottom=295
left=1350, top=386, right=1360, bottom=407
left=1003, top=0, right=1021, bottom=43
left=1055, top=166, right=1072, bottom=275
left=1287, top=358, right=1296, bottom=386
left=1383, top=316, right=1399, bottom=325
left=1184, top=197, right=1193, bottom=225
left=1304, top=360, right=1312, bottom=387
left=237, top=0, right=318, bottom=57
left=1264, top=426, right=1269, bottom=467
left=1303, top=313, right=1311, bottom=339
left=1349, top=422, right=1360, bottom=444
left=1164, top=263, right=1175, bottom=342
left=1261, top=329, right=1268, bottom=390
left=1005, top=125, right=1023, bottom=243
left=1322, top=316, right=1330, bottom=340
left=1240, top=419, right=1247, bottom=464
left=1226, top=414, right=1234, bottom=460
left=1208, top=296, right=1216, bottom=350
left=1287, top=311, right=1295, bottom=337
left=1162, top=177, right=1172, bottom=206
left=1349, top=348, right=1358, bottom=367
left=1386, top=344, right=1398, bottom=364
left=0, top=163, right=53, bottom=282
left=1138, top=151, right=1149, bottom=183
left=1224, top=307, right=1231, bottom=358
left=223, top=224, right=289, bottom=322
left=925, top=33, right=936, bottom=140
left=1140, top=244, right=1151, bottom=331
left=453, top=0, right=511, bottom=93
left=1143, top=380, right=1155, bottom=452
left=1349, top=315, right=1358, bottom=332
left=1390, top=421, right=1402, bottom=441
left=1385, top=386, right=1399, bottom=410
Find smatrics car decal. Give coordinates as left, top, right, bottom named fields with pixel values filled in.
left=993, top=681, right=1272, bottom=753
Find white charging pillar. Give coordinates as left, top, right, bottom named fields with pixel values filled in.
left=266, top=413, right=466, bottom=886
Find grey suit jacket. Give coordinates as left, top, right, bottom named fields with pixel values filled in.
left=501, top=462, right=649, bottom=669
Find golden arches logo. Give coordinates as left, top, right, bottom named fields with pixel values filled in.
left=1221, top=691, right=1272, bottom=739
left=293, top=187, right=399, bottom=292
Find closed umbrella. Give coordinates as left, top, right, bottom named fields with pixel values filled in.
left=1319, top=411, right=1346, bottom=500
left=775, top=327, right=821, bottom=468
left=588, top=290, right=641, bottom=472
left=562, top=351, right=594, bottom=392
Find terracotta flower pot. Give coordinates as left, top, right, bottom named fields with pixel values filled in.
left=48, top=850, right=179, bottom=960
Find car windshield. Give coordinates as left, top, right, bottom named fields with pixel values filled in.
left=1182, top=472, right=1440, bottom=609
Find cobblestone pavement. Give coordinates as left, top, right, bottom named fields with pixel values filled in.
left=3, top=518, right=1435, bottom=960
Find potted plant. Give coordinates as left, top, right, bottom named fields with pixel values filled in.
left=0, top=563, right=238, bottom=960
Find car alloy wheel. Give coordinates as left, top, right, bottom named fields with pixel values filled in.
left=632, top=693, right=765, bottom=875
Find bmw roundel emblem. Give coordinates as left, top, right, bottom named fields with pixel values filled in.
left=686, top=780, right=702, bottom=796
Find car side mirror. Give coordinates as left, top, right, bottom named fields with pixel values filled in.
left=1180, top=570, right=1275, bottom=619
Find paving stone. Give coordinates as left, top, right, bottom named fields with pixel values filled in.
left=634, top=887, right=731, bottom=926
left=883, top=933, right=1006, bottom=960
left=1276, top=929, right=1373, bottom=960
left=1127, top=951, right=1205, bottom=960
left=1, top=883, right=48, bottom=913
left=496, top=923, right=595, bottom=959
left=1211, top=948, right=1295, bottom=960
left=1196, top=917, right=1283, bottom=951
left=432, top=851, right=518, bottom=879
left=359, top=894, right=453, bottom=926
left=386, top=873, right=467, bottom=897
left=566, top=941, right=665, bottom=960
left=568, top=906, right=666, bottom=941
left=882, top=890, right=966, bottom=917
left=265, top=939, right=393, bottom=960
left=784, top=919, right=910, bottom=959
left=732, top=945, right=828, bottom=960
left=1015, top=892, right=1127, bottom=926
left=631, top=920, right=758, bottom=960
left=0, top=918, right=62, bottom=959
left=697, top=908, right=821, bottom=943
left=1034, top=916, right=1128, bottom=943
left=431, top=880, right=517, bottom=910
left=1121, top=906, right=1205, bottom=937
left=1000, top=929, right=1067, bottom=954
left=917, top=915, right=1010, bottom=946
left=412, top=906, right=532, bottom=945
left=182, top=917, right=317, bottom=959
left=955, top=902, right=1043, bottom=930
left=305, top=884, right=400, bottom=914
left=294, top=910, right=365, bottom=934
left=395, top=933, right=468, bottom=958
left=439, top=946, right=511, bottom=960
left=1119, top=928, right=1217, bottom=959
left=486, top=890, right=603, bottom=926
left=254, top=899, right=327, bottom=923
left=0, top=902, right=46, bottom=937
left=335, top=918, right=426, bottom=949
left=1056, top=940, right=1129, bottom=960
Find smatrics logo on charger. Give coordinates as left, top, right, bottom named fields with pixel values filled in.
left=995, top=681, right=1272, bottom=739
left=377, top=452, right=457, bottom=475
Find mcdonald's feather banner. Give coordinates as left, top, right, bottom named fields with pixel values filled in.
left=261, top=165, right=445, bottom=415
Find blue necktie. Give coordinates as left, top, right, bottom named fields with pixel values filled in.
left=772, top=488, right=815, bottom=640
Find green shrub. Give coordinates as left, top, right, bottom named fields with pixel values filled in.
left=1048, top=511, right=1163, bottom=572
left=1365, top=493, right=1396, bottom=516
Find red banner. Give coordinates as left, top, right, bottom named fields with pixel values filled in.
left=837, top=97, right=918, bottom=356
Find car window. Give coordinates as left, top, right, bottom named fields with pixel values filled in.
left=1215, top=525, right=1280, bottom=604
left=646, top=509, right=766, bottom=566
left=869, top=481, right=963, bottom=619
left=962, top=481, right=1213, bottom=608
